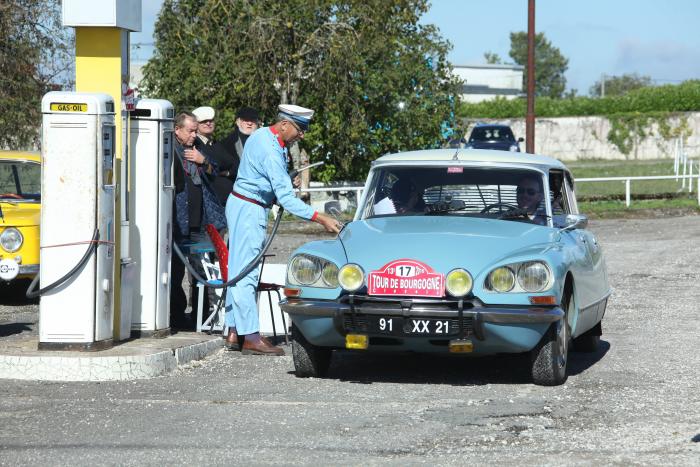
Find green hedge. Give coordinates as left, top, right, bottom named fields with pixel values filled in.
left=458, top=80, right=700, bottom=119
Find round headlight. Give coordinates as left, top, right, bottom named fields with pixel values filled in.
left=321, top=262, right=339, bottom=288
left=517, top=261, right=550, bottom=292
left=290, top=255, right=321, bottom=285
left=489, top=266, right=515, bottom=292
left=0, top=228, right=23, bottom=253
left=338, top=264, right=364, bottom=292
left=445, top=268, right=473, bottom=297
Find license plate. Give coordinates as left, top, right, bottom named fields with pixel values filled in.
left=369, top=316, right=454, bottom=336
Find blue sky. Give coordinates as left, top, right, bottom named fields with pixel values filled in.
left=131, top=0, right=700, bottom=95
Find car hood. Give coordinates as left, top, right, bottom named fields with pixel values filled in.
left=0, top=202, right=40, bottom=227
left=338, top=216, right=555, bottom=277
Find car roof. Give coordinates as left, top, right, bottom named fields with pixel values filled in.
left=0, top=150, right=41, bottom=163
left=473, top=123, right=512, bottom=129
left=374, top=148, right=568, bottom=172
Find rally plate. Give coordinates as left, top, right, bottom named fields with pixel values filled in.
left=367, top=259, right=444, bottom=297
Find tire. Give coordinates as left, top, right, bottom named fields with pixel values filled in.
left=531, top=291, right=571, bottom=386
left=573, top=321, right=601, bottom=353
left=291, top=323, right=332, bottom=378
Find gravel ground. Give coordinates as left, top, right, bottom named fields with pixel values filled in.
left=1, top=216, right=699, bottom=465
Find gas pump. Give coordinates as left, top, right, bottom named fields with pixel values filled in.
left=128, top=99, right=175, bottom=336
left=38, top=92, right=116, bottom=350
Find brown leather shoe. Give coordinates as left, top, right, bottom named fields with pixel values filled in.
left=224, top=328, right=240, bottom=351
left=241, top=334, right=285, bottom=356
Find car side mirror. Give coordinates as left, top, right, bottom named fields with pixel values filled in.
left=560, top=214, right=588, bottom=231
left=517, top=137, right=524, bottom=142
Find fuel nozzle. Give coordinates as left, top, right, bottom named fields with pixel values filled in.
left=289, top=161, right=324, bottom=179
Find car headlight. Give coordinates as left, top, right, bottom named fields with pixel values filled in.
left=486, top=261, right=552, bottom=293
left=517, top=261, right=550, bottom=292
left=338, top=264, right=364, bottom=292
left=321, top=262, right=339, bottom=288
left=0, top=228, right=23, bottom=253
left=488, top=266, right=515, bottom=292
left=445, top=268, right=473, bottom=297
left=509, top=145, right=519, bottom=152
left=290, top=254, right=322, bottom=285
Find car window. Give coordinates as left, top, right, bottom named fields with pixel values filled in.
left=469, top=127, right=515, bottom=142
left=363, top=166, right=548, bottom=225
left=0, top=161, right=41, bottom=201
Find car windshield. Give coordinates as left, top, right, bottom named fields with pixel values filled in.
left=0, top=160, right=41, bottom=201
left=470, top=127, right=515, bottom=142
left=361, top=165, right=549, bottom=224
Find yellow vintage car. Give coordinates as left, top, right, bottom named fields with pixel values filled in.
left=0, top=150, right=41, bottom=283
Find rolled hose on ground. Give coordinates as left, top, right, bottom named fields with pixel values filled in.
left=172, top=204, right=285, bottom=290
left=26, top=228, right=100, bottom=299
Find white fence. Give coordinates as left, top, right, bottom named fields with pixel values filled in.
left=300, top=174, right=700, bottom=210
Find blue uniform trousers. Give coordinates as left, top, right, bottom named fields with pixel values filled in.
left=224, top=195, right=267, bottom=334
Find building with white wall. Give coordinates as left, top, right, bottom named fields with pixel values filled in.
left=453, top=64, right=524, bottom=103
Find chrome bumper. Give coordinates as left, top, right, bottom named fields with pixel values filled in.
left=19, top=264, right=39, bottom=275
left=280, top=296, right=563, bottom=325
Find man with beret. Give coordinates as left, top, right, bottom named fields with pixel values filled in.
left=225, top=104, right=341, bottom=355
left=211, top=107, right=260, bottom=205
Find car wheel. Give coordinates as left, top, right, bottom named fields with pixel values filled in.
left=531, top=291, right=571, bottom=386
left=291, top=323, right=332, bottom=378
left=573, top=321, right=601, bottom=353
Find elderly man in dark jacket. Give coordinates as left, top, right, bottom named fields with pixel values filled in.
left=170, top=111, right=224, bottom=330
left=211, top=107, right=260, bottom=205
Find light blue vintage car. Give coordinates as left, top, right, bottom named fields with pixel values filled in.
left=281, top=149, right=610, bottom=385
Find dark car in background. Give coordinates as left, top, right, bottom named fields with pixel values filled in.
left=466, top=123, right=523, bottom=152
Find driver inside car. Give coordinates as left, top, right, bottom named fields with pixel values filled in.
left=516, top=175, right=548, bottom=225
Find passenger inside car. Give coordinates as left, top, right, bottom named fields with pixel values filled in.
left=390, top=178, right=425, bottom=214
left=373, top=176, right=425, bottom=215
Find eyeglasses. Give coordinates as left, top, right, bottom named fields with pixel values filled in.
left=199, top=120, right=215, bottom=126
left=289, top=120, right=304, bottom=137
left=517, top=187, right=540, bottom=196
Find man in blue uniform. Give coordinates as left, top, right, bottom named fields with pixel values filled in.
left=225, top=104, right=341, bottom=355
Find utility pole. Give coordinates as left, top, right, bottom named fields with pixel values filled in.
left=601, top=73, right=606, bottom=98
left=525, top=0, right=536, bottom=154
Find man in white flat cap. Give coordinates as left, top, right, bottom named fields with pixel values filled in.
left=224, top=104, right=341, bottom=355
left=192, top=106, right=216, bottom=145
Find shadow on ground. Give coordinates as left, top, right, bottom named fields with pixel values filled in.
left=0, top=279, right=38, bottom=306
left=293, top=340, right=610, bottom=386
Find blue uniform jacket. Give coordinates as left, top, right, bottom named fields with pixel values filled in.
left=233, top=127, right=316, bottom=220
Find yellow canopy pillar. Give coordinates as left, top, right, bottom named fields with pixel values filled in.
left=63, top=0, right=142, bottom=342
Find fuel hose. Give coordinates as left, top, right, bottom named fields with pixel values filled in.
left=172, top=161, right=324, bottom=290
left=26, top=228, right=100, bottom=299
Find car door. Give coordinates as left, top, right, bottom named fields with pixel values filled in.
left=554, top=171, right=600, bottom=335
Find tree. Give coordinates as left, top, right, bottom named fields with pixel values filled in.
left=0, top=1, right=73, bottom=150
left=509, top=31, right=568, bottom=99
left=142, top=0, right=458, bottom=182
left=589, top=73, right=652, bottom=97
left=483, top=51, right=502, bottom=64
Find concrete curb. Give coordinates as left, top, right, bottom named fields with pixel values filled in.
left=0, top=335, right=223, bottom=382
